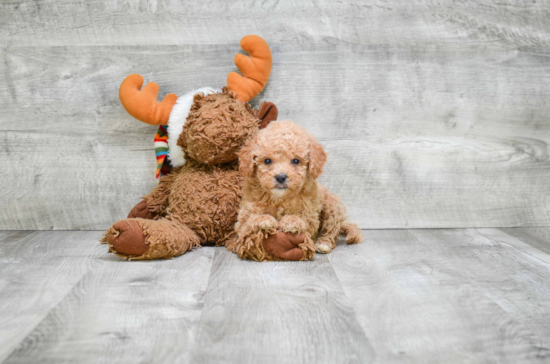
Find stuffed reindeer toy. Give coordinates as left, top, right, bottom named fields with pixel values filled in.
left=101, top=35, right=310, bottom=261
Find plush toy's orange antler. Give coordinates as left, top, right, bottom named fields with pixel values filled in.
left=119, top=74, right=178, bottom=125
left=227, top=35, right=272, bottom=103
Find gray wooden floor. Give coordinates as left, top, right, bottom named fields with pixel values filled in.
left=1, top=228, right=550, bottom=363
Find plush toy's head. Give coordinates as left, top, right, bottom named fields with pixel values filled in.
left=178, top=89, right=276, bottom=165
left=118, top=35, right=277, bottom=174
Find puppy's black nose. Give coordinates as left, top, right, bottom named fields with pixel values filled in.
left=275, top=174, right=287, bottom=184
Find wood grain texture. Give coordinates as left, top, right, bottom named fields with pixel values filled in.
left=1, top=0, right=549, bottom=47
left=0, top=231, right=101, bottom=362
left=2, top=229, right=550, bottom=362
left=498, top=227, right=550, bottom=255
left=329, top=229, right=550, bottom=363
left=190, top=248, right=375, bottom=364
left=1, top=0, right=550, bottom=229
left=2, top=232, right=215, bottom=364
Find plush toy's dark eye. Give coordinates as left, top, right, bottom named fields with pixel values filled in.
left=264, top=158, right=272, bottom=165
left=291, top=158, right=300, bottom=165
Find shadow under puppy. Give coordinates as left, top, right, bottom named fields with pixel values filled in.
left=228, top=120, right=363, bottom=261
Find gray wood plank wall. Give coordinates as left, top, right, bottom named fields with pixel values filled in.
left=1, top=0, right=549, bottom=230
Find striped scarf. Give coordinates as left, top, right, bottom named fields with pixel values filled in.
left=154, top=125, right=172, bottom=181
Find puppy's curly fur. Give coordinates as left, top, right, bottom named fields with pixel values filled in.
left=232, top=120, right=363, bottom=261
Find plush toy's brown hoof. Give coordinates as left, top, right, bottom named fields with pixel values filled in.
left=127, top=200, right=155, bottom=220
left=108, top=220, right=149, bottom=256
left=263, top=232, right=306, bottom=261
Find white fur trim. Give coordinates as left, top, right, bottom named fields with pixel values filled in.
left=167, top=87, right=220, bottom=168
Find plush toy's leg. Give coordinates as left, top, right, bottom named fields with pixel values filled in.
left=127, top=200, right=156, bottom=220
left=227, top=231, right=315, bottom=262
left=228, top=230, right=313, bottom=262
left=227, top=214, right=314, bottom=262
left=126, top=169, right=180, bottom=220
left=100, top=218, right=200, bottom=260
left=277, top=216, right=316, bottom=260
left=263, top=232, right=308, bottom=261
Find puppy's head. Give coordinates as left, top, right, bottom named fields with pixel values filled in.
left=239, top=120, right=327, bottom=198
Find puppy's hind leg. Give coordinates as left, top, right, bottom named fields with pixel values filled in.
left=315, top=191, right=344, bottom=254
left=316, top=187, right=363, bottom=253
left=341, top=221, right=363, bottom=245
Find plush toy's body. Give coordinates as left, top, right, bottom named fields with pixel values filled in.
left=104, top=161, right=244, bottom=260
left=153, top=162, right=243, bottom=246
left=101, top=36, right=306, bottom=261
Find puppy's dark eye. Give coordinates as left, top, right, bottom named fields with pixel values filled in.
left=291, top=158, right=300, bottom=165
left=264, top=158, right=272, bottom=165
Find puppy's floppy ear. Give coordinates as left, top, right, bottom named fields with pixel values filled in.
left=258, top=101, right=278, bottom=129
left=238, top=138, right=258, bottom=178
left=308, top=135, right=327, bottom=179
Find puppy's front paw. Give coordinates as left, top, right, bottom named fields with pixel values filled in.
left=252, top=215, right=278, bottom=234
left=315, top=242, right=333, bottom=254
left=278, top=215, right=307, bottom=234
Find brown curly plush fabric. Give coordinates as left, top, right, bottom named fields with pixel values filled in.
left=127, top=200, right=155, bottom=220
left=178, top=88, right=260, bottom=165
left=101, top=90, right=299, bottom=260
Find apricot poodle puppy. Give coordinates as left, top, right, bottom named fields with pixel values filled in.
left=230, top=120, right=363, bottom=261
